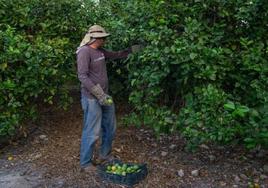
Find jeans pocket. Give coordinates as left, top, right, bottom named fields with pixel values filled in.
left=81, top=95, right=89, bottom=110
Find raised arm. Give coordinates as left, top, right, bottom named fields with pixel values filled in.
left=100, top=48, right=132, bottom=60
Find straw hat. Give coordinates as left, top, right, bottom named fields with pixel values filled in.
left=88, top=25, right=110, bottom=38
left=79, top=25, right=110, bottom=47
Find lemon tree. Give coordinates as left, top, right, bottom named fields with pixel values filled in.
left=99, top=0, right=268, bottom=150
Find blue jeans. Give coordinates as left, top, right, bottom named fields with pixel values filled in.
left=80, top=95, right=116, bottom=168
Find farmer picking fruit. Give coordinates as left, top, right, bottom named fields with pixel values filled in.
left=76, top=25, right=143, bottom=173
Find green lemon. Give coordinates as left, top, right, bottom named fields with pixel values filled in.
left=107, top=98, right=113, bottom=104
left=133, top=165, right=139, bottom=169
left=111, top=166, right=116, bottom=171
left=127, top=167, right=132, bottom=173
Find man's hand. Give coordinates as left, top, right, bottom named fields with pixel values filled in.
left=131, top=44, right=144, bottom=53
left=91, top=84, right=113, bottom=106
left=100, top=94, right=114, bottom=106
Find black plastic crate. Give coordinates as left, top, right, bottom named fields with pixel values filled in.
left=97, top=160, right=148, bottom=187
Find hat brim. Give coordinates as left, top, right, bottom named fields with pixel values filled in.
left=91, top=33, right=110, bottom=38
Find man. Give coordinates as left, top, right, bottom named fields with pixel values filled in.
left=76, top=25, right=141, bottom=172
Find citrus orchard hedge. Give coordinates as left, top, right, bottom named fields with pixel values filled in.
left=0, top=0, right=97, bottom=137
left=1, top=0, right=267, bottom=149
left=98, top=0, right=268, bottom=149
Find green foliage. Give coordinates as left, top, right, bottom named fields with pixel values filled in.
left=1, top=0, right=267, bottom=150
left=0, top=0, right=97, bottom=136
left=100, top=0, right=268, bottom=149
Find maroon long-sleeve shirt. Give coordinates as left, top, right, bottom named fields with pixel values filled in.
left=76, top=45, right=131, bottom=99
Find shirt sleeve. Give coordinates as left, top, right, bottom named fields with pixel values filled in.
left=77, top=48, right=95, bottom=91
left=100, top=48, right=132, bottom=60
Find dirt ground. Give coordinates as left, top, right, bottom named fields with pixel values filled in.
left=0, top=93, right=268, bottom=188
